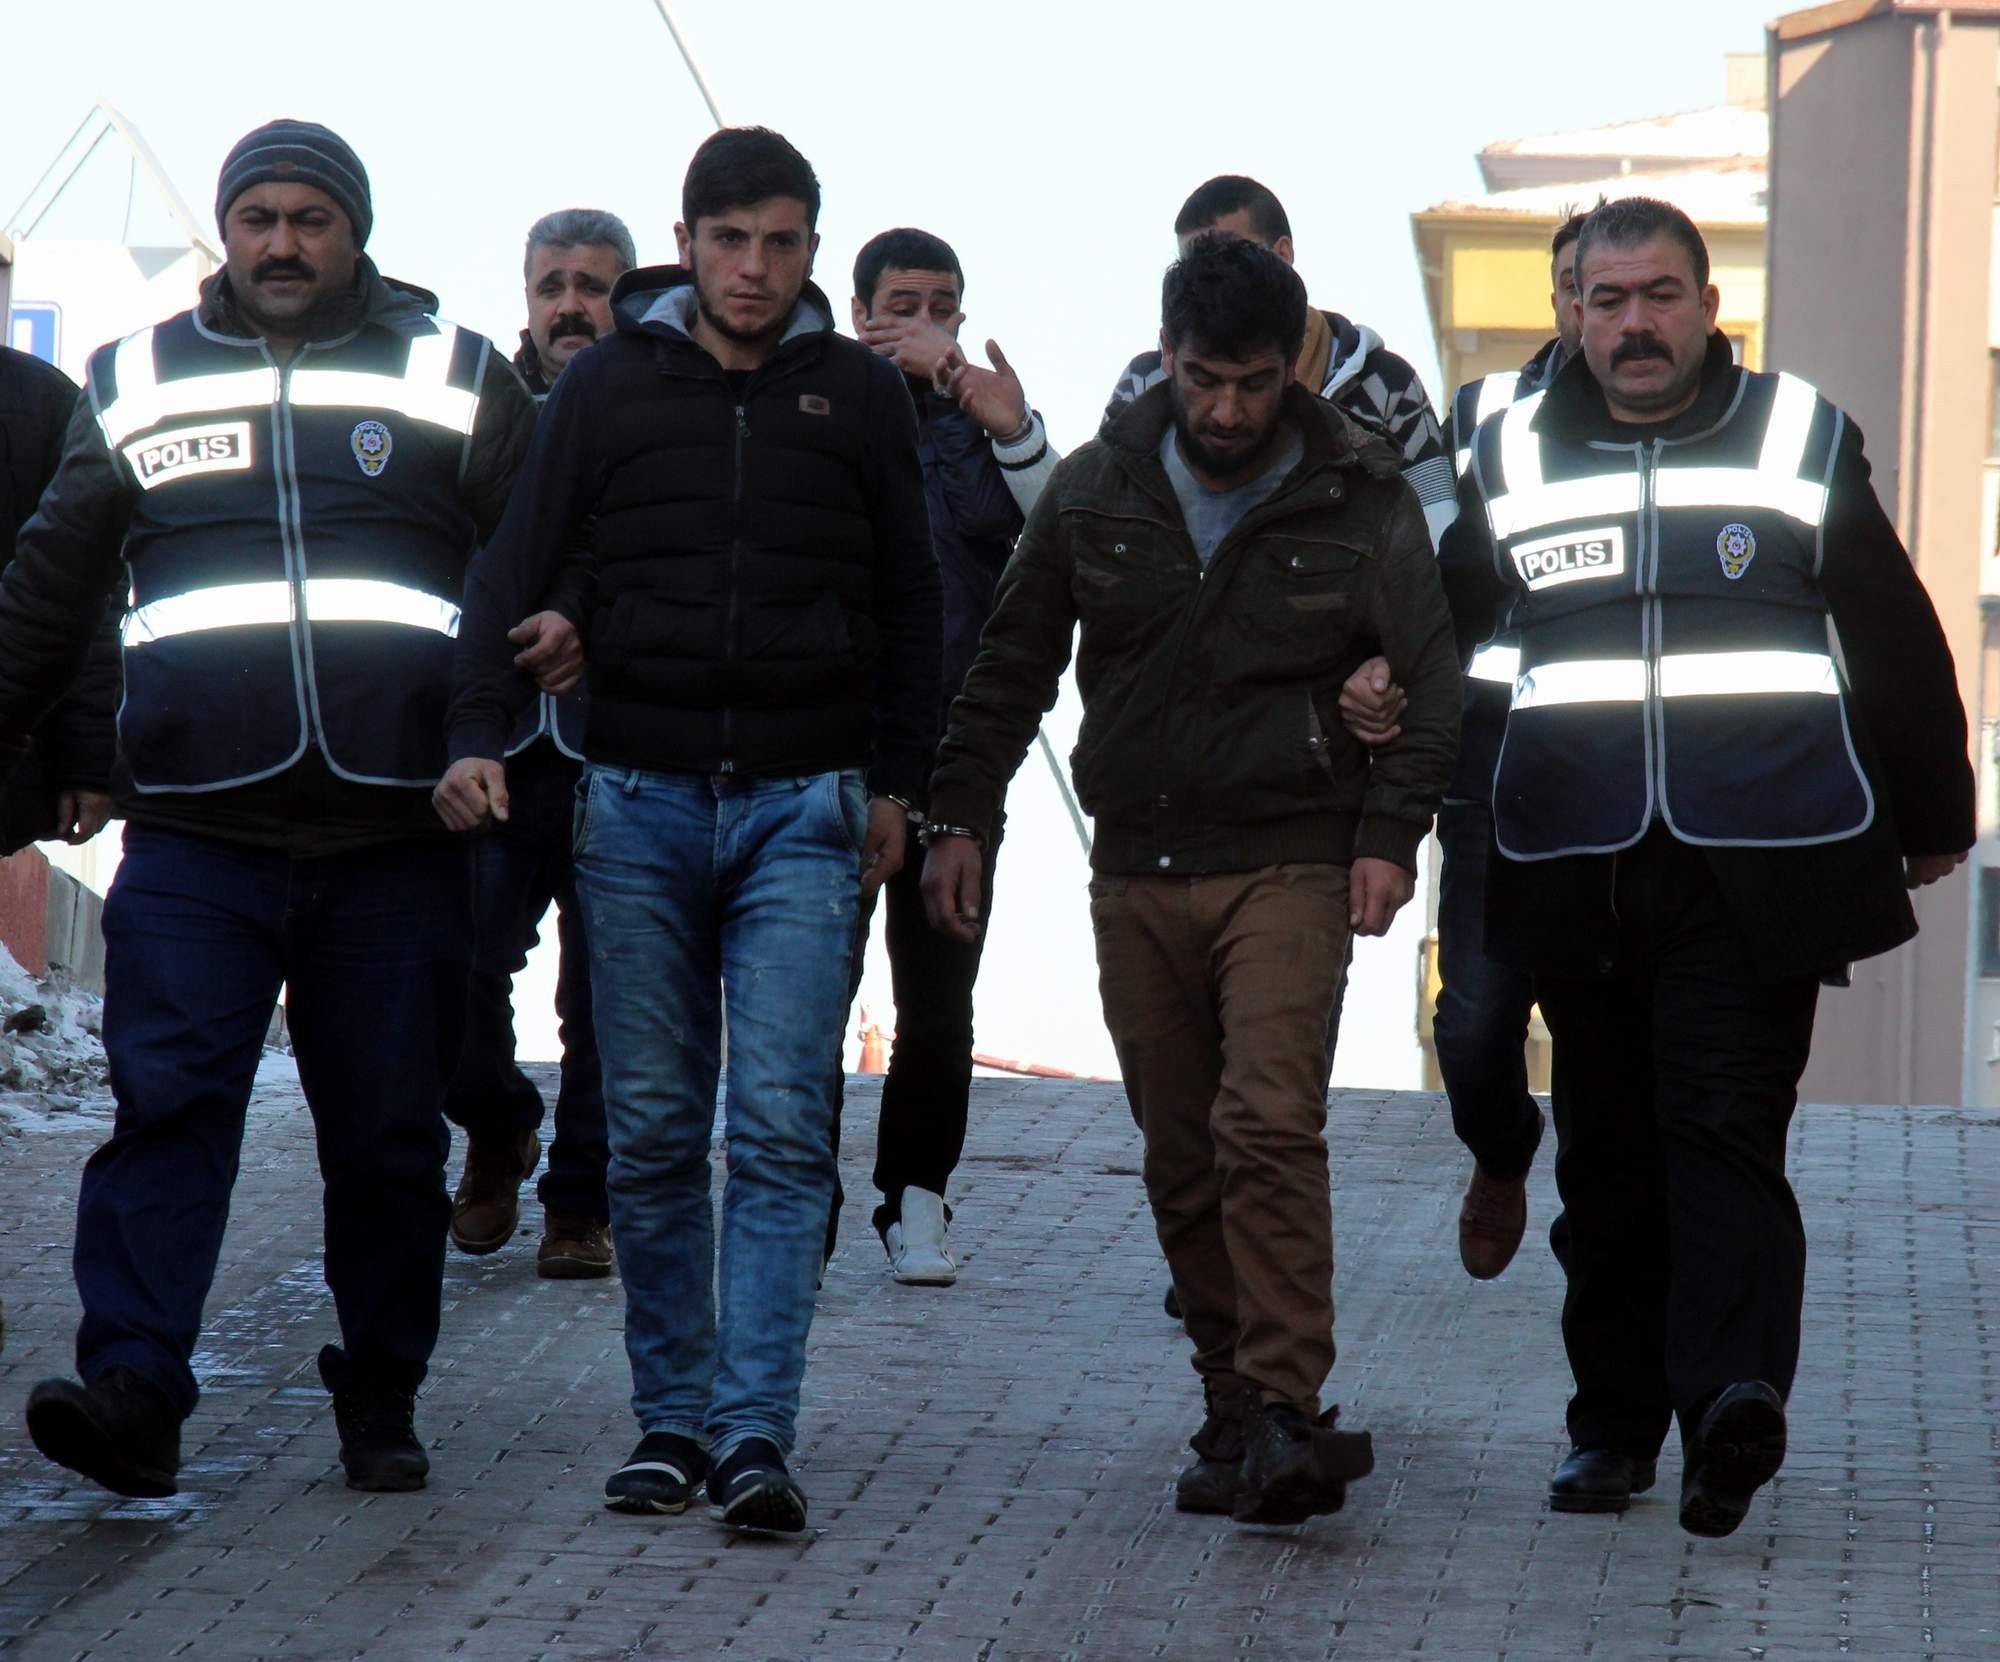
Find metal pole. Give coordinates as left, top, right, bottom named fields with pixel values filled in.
left=648, top=0, right=727, bottom=129
left=1037, top=728, right=1092, bottom=856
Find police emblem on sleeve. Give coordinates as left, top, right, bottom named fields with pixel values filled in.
left=1716, top=522, right=1756, bottom=580
left=351, top=420, right=393, bottom=478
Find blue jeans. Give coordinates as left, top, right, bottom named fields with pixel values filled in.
left=82, top=825, right=470, bottom=1418
left=442, top=740, right=608, bottom=1221
left=1433, top=800, right=1544, bottom=1180
left=573, top=765, right=865, bottom=1458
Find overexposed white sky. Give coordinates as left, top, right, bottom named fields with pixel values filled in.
left=2, top=0, right=1780, bottom=1081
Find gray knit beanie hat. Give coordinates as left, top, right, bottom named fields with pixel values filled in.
left=215, top=120, right=373, bottom=246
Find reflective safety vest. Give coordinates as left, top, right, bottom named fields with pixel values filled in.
left=1451, top=369, right=1537, bottom=693
left=90, top=309, right=490, bottom=790
left=1470, top=367, right=1873, bottom=860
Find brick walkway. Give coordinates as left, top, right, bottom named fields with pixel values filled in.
left=0, top=1065, right=1994, bottom=1660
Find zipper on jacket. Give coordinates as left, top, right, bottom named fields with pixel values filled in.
left=272, top=345, right=323, bottom=750
left=1641, top=438, right=1667, bottom=822
left=722, top=399, right=749, bottom=770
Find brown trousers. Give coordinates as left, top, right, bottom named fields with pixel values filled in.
left=1089, top=863, right=1351, bottom=1414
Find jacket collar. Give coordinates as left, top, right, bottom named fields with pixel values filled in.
left=1534, top=331, right=1740, bottom=443
left=608, top=263, right=834, bottom=358
left=1091, top=379, right=1361, bottom=522
left=513, top=329, right=553, bottom=397
left=194, top=255, right=440, bottom=348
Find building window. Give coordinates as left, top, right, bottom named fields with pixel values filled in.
left=1990, top=350, right=2000, bottom=458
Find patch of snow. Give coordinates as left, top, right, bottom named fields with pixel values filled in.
left=0, top=945, right=112, bottom=1133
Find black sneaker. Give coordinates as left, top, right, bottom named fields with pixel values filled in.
left=1174, top=1384, right=1250, bottom=1514
left=706, top=1435, right=808, bottom=1535
left=1680, top=1381, right=1787, bottom=1539
left=26, top=1366, right=182, bottom=1498
left=605, top=1431, right=708, bottom=1514
left=329, top=1381, right=428, bottom=1492
left=1231, top=1401, right=1374, bottom=1526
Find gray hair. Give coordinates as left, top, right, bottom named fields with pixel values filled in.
left=523, top=209, right=638, bottom=281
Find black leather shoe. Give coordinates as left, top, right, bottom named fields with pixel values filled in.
left=26, top=1366, right=181, bottom=1498
left=1680, top=1382, right=1786, bottom=1538
left=1231, top=1402, right=1374, bottom=1526
left=1549, top=1447, right=1658, bottom=1513
left=330, top=1381, right=428, bottom=1492
left=1174, top=1385, right=1250, bottom=1514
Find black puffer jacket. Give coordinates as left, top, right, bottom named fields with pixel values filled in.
left=0, top=346, right=117, bottom=854
left=449, top=267, right=942, bottom=801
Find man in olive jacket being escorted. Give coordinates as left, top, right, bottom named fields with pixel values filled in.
left=922, top=236, right=1461, bottom=1527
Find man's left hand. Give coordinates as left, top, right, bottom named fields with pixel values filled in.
left=1906, top=849, right=1969, bottom=889
left=1339, top=656, right=1406, bottom=746
left=858, top=315, right=963, bottom=384
left=509, top=611, right=583, bottom=694
left=947, top=339, right=1030, bottom=438
left=52, top=788, right=112, bottom=845
left=1349, top=856, right=1414, bottom=937
left=861, top=797, right=908, bottom=899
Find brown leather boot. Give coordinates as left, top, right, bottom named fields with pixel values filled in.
left=537, top=1215, right=614, bottom=1279
left=449, top=1129, right=541, bottom=1254
left=1458, top=1163, right=1529, bottom=1279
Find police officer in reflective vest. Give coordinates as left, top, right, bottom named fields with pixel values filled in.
left=1440, top=197, right=1973, bottom=1537
left=0, top=121, right=538, bottom=1500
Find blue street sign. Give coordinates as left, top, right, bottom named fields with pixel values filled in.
left=7, top=303, right=61, bottom=365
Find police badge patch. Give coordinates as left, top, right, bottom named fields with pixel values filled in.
left=351, top=420, right=393, bottom=478
left=1716, top=522, right=1756, bottom=580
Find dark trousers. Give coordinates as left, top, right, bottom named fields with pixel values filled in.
left=829, top=825, right=1002, bottom=1247
left=1432, top=800, right=1544, bottom=1179
left=82, top=825, right=471, bottom=1419
left=1534, top=828, right=1818, bottom=1459
left=442, top=742, right=609, bottom=1221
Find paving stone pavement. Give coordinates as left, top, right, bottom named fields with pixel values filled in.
left=0, top=1059, right=1994, bottom=1660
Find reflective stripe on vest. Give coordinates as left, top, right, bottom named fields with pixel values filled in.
left=1510, top=649, right=1841, bottom=710
left=97, top=323, right=478, bottom=450
left=122, top=578, right=461, bottom=646
left=99, top=330, right=275, bottom=448
left=1453, top=371, right=1521, bottom=478
left=1484, top=373, right=1829, bottom=539
left=1466, top=641, right=1521, bottom=684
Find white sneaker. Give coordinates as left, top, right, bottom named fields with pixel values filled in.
left=885, top=1187, right=957, bottom=1285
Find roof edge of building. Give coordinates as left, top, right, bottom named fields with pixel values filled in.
left=1773, top=0, right=2000, bottom=44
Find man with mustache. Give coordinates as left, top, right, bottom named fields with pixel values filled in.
left=438, top=127, right=939, bottom=1534
left=444, top=209, right=636, bottom=1279
left=924, top=234, right=1460, bottom=1525
left=1440, top=196, right=1973, bottom=1534
left=0, top=119, right=538, bottom=1498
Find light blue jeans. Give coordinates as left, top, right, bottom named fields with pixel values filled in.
left=573, top=765, right=866, bottom=1458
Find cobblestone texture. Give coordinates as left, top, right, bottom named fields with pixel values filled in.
left=0, top=1063, right=1994, bottom=1659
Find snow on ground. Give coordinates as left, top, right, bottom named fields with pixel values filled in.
left=0, top=946, right=112, bottom=1134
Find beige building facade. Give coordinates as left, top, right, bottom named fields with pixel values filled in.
left=1767, top=0, right=2000, bottom=1106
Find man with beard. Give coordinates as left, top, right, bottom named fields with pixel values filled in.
left=438, top=127, right=939, bottom=1535
left=445, top=209, right=636, bottom=1278
left=1440, top=197, right=1972, bottom=1534
left=923, top=235, right=1461, bottom=1525
left=1106, top=176, right=1453, bottom=547
left=0, top=119, right=538, bottom=1497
